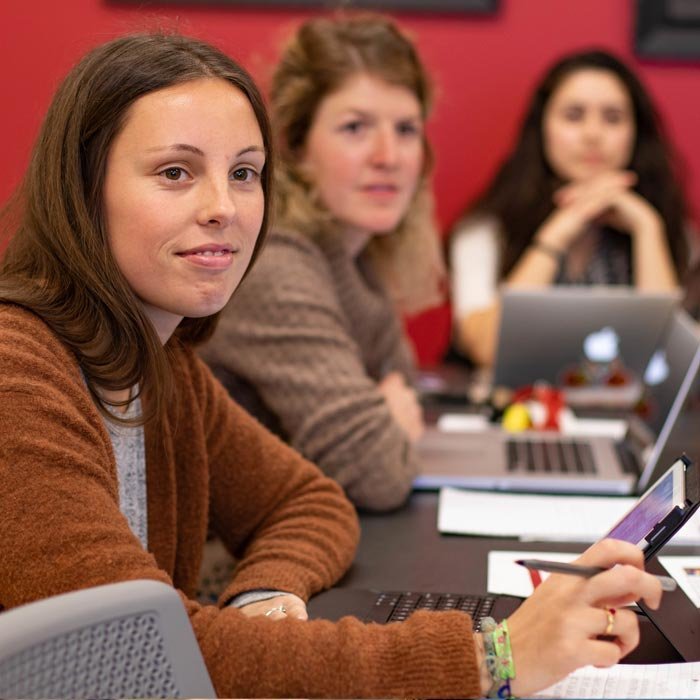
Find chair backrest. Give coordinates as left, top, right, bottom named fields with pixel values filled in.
left=0, top=579, right=216, bottom=699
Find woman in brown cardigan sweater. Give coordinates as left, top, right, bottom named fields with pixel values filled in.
left=0, top=31, right=662, bottom=699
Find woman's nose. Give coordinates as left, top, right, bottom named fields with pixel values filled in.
left=198, top=179, right=236, bottom=227
left=371, top=128, right=399, bottom=168
left=581, top=115, right=605, bottom=142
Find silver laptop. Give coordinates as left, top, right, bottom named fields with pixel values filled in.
left=493, top=287, right=679, bottom=389
left=414, top=310, right=700, bottom=495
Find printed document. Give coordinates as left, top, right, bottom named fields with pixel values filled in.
left=534, top=661, right=700, bottom=698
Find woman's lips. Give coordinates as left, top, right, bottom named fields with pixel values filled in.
left=177, top=245, right=236, bottom=270
left=580, top=154, right=607, bottom=165
left=362, top=184, right=400, bottom=200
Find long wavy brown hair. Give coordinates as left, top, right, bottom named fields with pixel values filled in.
left=0, top=33, right=273, bottom=425
left=456, top=49, right=689, bottom=279
left=270, top=13, right=445, bottom=314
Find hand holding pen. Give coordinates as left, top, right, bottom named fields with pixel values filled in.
left=504, top=539, right=664, bottom=697
left=516, top=558, right=678, bottom=592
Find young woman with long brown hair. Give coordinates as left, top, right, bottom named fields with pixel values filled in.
left=0, top=29, right=663, bottom=699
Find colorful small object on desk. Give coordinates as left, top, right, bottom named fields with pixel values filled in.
left=502, top=402, right=531, bottom=432
left=509, top=383, right=564, bottom=431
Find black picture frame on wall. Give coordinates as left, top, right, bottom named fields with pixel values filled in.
left=113, top=0, right=499, bottom=11
left=635, top=0, right=700, bottom=60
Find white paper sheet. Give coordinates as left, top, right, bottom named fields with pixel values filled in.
left=436, top=413, right=490, bottom=432
left=487, top=550, right=577, bottom=597
left=658, top=555, right=700, bottom=607
left=558, top=412, right=627, bottom=439
left=438, top=487, right=700, bottom=544
left=439, top=488, right=634, bottom=541
left=534, top=662, right=700, bottom=698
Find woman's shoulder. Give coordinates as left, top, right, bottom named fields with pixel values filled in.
left=450, top=213, right=501, bottom=244
left=260, top=227, right=328, bottom=265
left=0, top=303, right=87, bottom=403
left=0, top=303, right=73, bottom=362
left=449, top=214, right=502, bottom=271
left=0, top=301, right=47, bottom=329
left=236, top=226, right=337, bottom=298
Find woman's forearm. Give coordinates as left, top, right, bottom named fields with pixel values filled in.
left=505, top=235, right=564, bottom=289
left=455, top=302, right=501, bottom=367
left=632, top=220, right=679, bottom=290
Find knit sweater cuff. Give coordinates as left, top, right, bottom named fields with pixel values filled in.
left=224, top=589, right=289, bottom=608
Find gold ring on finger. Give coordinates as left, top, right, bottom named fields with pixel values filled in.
left=604, top=606, right=616, bottom=636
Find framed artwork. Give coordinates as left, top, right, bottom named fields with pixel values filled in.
left=635, top=0, right=700, bottom=60
left=112, top=0, right=499, bottom=11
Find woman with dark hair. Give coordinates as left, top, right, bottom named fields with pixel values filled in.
left=201, top=15, right=446, bottom=511
left=0, top=31, right=664, bottom=699
left=0, top=29, right=359, bottom=694
left=450, top=49, right=690, bottom=366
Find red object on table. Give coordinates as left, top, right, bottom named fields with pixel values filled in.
left=511, top=384, right=564, bottom=431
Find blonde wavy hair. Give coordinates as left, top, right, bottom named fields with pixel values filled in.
left=270, top=14, right=446, bottom=314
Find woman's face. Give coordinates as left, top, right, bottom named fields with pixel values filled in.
left=542, top=68, right=635, bottom=183
left=103, top=77, right=266, bottom=342
left=299, top=72, right=424, bottom=243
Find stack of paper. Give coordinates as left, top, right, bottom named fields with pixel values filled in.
left=535, top=662, right=700, bottom=698
left=438, top=487, right=700, bottom=544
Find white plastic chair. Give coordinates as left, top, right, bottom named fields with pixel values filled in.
left=0, top=579, right=216, bottom=699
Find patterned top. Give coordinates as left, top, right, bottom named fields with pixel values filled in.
left=200, top=227, right=419, bottom=511
left=451, top=216, right=633, bottom=321
left=104, top=395, right=147, bottom=549
left=555, top=227, right=632, bottom=286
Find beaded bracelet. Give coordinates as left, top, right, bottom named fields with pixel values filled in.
left=532, top=240, right=565, bottom=264
left=480, top=617, right=516, bottom=699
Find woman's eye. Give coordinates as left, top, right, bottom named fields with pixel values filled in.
left=161, top=167, right=185, bottom=181
left=397, top=121, right=420, bottom=137
left=562, top=107, right=584, bottom=122
left=341, top=120, right=365, bottom=134
left=231, top=168, right=257, bottom=182
left=603, top=109, right=625, bottom=125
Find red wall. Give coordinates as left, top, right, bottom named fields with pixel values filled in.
left=2, top=0, right=699, bottom=364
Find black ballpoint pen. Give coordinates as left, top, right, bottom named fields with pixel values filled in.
left=516, top=558, right=677, bottom=592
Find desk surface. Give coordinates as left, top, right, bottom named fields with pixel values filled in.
left=323, top=384, right=700, bottom=663
left=321, top=491, right=699, bottom=664
left=342, top=492, right=699, bottom=593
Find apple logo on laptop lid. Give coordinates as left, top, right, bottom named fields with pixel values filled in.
left=583, top=327, right=619, bottom=363
left=644, top=349, right=670, bottom=387
left=560, top=326, right=640, bottom=407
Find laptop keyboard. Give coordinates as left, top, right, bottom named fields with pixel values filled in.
left=506, top=438, right=597, bottom=474
left=370, top=591, right=495, bottom=630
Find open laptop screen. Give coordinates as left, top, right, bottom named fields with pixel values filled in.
left=494, top=287, right=678, bottom=389
left=636, top=311, right=700, bottom=492
left=642, top=311, right=700, bottom=436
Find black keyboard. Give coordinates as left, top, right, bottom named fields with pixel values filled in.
left=369, top=591, right=496, bottom=630
left=506, top=438, right=597, bottom=474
